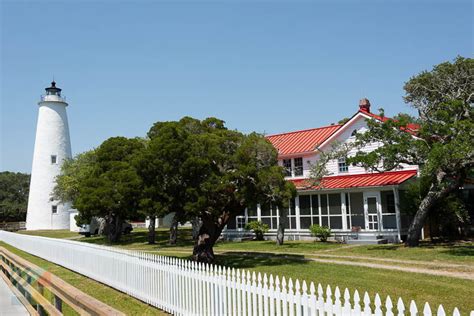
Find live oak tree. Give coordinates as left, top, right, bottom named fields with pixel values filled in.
left=136, top=117, right=204, bottom=244
left=0, top=172, right=30, bottom=222
left=349, top=57, right=473, bottom=246
left=53, top=150, right=97, bottom=205
left=187, top=123, right=295, bottom=262
left=138, top=117, right=294, bottom=255
left=56, top=137, right=144, bottom=243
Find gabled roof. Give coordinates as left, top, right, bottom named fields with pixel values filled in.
left=289, top=169, right=417, bottom=190
left=266, top=108, right=419, bottom=156
left=266, top=125, right=341, bottom=156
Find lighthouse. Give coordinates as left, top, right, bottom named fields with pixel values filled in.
left=26, top=81, right=73, bottom=230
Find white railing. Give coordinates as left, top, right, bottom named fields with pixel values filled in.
left=0, top=230, right=465, bottom=316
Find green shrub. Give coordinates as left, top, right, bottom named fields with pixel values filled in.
left=245, top=221, right=269, bottom=241
left=309, top=224, right=331, bottom=242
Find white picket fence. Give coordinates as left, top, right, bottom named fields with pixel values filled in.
left=0, top=230, right=467, bottom=316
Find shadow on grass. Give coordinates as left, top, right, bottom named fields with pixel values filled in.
left=215, top=251, right=308, bottom=269
left=442, top=245, right=474, bottom=257
left=365, top=245, right=401, bottom=251
left=80, top=228, right=194, bottom=248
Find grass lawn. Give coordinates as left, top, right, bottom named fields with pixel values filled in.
left=78, top=228, right=474, bottom=265
left=18, top=229, right=80, bottom=239
left=0, top=241, right=166, bottom=315
left=14, top=228, right=474, bottom=313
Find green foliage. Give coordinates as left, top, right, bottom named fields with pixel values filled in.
left=0, top=172, right=30, bottom=222
left=58, top=137, right=144, bottom=236
left=349, top=57, right=473, bottom=179
left=309, top=141, right=352, bottom=186
left=136, top=117, right=209, bottom=224
left=309, top=224, right=331, bottom=242
left=400, top=178, right=471, bottom=238
left=77, top=137, right=143, bottom=219
left=346, top=56, right=473, bottom=245
left=53, top=150, right=97, bottom=205
left=245, top=220, right=269, bottom=240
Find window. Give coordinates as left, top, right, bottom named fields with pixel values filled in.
left=381, top=191, right=397, bottom=229
left=283, top=198, right=297, bottom=229
left=52, top=205, right=58, bottom=214
left=51, top=155, right=57, bottom=164
left=294, top=157, right=303, bottom=176
left=299, top=194, right=321, bottom=229
left=283, top=159, right=292, bottom=177
left=338, top=157, right=348, bottom=173
left=318, top=193, right=343, bottom=229
left=237, top=217, right=246, bottom=230
left=347, top=192, right=365, bottom=229
left=260, top=202, right=279, bottom=229
left=227, top=209, right=245, bottom=229
left=247, top=204, right=258, bottom=223
left=351, top=129, right=358, bottom=137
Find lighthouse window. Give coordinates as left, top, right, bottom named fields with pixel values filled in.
left=52, top=205, right=58, bottom=214
left=51, top=155, right=57, bottom=164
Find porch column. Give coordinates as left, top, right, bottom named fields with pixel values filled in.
left=295, top=195, right=301, bottom=239
left=341, top=192, right=348, bottom=231
left=257, top=204, right=261, bottom=221
left=393, top=187, right=402, bottom=243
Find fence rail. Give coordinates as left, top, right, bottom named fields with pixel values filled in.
left=0, top=230, right=465, bottom=316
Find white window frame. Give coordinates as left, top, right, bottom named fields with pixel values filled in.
left=363, top=191, right=381, bottom=231
left=338, top=157, right=348, bottom=173
left=283, top=159, right=292, bottom=177
left=293, top=157, right=303, bottom=177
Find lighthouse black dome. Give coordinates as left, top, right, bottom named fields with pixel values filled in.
left=45, top=81, right=62, bottom=96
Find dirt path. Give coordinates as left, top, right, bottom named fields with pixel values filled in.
left=152, top=248, right=474, bottom=280
left=305, top=253, right=472, bottom=269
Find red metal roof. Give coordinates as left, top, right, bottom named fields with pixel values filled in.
left=289, top=170, right=417, bottom=190
left=266, top=125, right=341, bottom=156
left=360, top=109, right=420, bottom=134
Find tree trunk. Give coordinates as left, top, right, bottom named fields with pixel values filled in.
left=276, top=224, right=285, bottom=245
left=148, top=216, right=156, bottom=244
left=276, top=207, right=288, bottom=245
left=192, top=217, right=224, bottom=263
left=106, top=213, right=123, bottom=243
left=97, top=217, right=107, bottom=236
left=406, top=179, right=459, bottom=247
left=191, top=217, right=202, bottom=240
left=169, top=215, right=179, bottom=245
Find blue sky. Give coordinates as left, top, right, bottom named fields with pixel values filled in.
left=1, top=0, right=472, bottom=173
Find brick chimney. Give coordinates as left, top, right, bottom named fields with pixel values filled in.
left=359, top=98, right=371, bottom=113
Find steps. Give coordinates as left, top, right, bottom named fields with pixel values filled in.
left=346, top=234, right=388, bottom=245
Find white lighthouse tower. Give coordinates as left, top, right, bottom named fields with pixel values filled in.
left=26, top=81, right=73, bottom=230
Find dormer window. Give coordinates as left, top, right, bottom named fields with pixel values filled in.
left=294, top=157, right=303, bottom=176
left=283, top=159, right=292, bottom=176
left=338, top=157, right=348, bottom=173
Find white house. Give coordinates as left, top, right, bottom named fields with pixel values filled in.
left=224, top=99, right=419, bottom=243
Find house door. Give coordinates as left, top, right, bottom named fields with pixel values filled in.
left=363, top=192, right=381, bottom=231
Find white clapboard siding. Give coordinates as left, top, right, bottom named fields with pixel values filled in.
left=0, top=231, right=465, bottom=316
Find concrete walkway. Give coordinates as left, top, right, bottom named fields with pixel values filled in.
left=0, top=277, right=29, bottom=316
